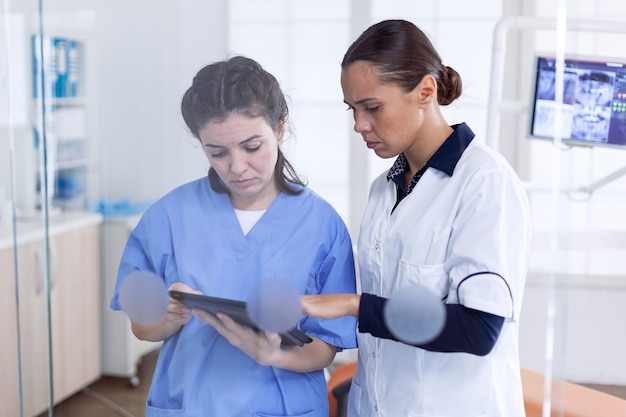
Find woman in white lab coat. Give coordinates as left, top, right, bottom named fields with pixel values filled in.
left=301, top=19, right=531, bottom=417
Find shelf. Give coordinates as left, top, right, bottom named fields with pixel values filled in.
left=30, top=34, right=92, bottom=214
left=35, top=96, right=85, bottom=107
left=55, top=159, right=90, bottom=170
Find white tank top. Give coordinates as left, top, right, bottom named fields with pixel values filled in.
left=234, top=208, right=266, bottom=235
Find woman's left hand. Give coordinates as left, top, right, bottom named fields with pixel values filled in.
left=193, top=309, right=283, bottom=366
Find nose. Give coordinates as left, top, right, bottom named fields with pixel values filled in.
left=230, top=151, right=247, bottom=175
left=353, top=112, right=371, bottom=134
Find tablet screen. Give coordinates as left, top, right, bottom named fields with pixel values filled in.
left=169, top=290, right=312, bottom=347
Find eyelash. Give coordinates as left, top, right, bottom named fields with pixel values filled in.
left=246, top=145, right=261, bottom=153
left=345, top=105, right=380, bottom=113
left=209, top=145, right=261, bottom=159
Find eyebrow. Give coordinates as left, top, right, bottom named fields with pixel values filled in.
left=344, top=97, right=377, bottom=106
left=203, top=135, right=262, bottom=148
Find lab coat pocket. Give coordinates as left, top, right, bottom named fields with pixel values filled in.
left=419, top=353, right=492, bottom=416
left=397, top=260, right=448, bottom=300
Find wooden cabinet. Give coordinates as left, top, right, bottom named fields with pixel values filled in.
left=0, top=217, right=101, bottom=416
left=15, top=237, right=52, bottom=417
left=50, top=224, right=101, bottom=403
left=0, top=248, right=20, bottom=417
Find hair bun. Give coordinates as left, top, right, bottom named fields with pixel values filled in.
left=438, top=65, right=463, bottom=106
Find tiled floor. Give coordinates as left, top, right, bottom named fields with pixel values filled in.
left=35, top=348, right=626, bottom=417
left=36, top=349, right=157, bottom=417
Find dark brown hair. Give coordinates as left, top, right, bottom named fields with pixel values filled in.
left=342, top=19, right=462, bottom=105
left=181, top=56, right=305, bottom=195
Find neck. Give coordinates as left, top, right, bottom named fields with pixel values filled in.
left=405, top=118, right=453, bottom=173
left=230, top=186, right=280, bottom=211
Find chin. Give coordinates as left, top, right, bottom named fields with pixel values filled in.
left=373, top=149, right=396, bottom=159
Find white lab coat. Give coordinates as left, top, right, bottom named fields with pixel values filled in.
left=349, top=137, right=531, bottom=417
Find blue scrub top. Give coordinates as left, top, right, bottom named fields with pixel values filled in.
left=110, top=178, right=358, bottom=417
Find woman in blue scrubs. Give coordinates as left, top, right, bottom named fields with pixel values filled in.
left=301, top=20, right=531, bottom=417
left=110, top=56, right=358, bottom=417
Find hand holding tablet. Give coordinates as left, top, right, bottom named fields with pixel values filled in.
left=119, top=270, right=312, bottom=347
left=169, top=289, right=312, bottom=347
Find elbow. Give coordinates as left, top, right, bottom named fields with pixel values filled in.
left=130, top=321, right=169, bottom=342
left=473, top=346, right=494, bottom=357
left=471, top=310, right=504, bottom=356
left=471, top=337, right=498, bottom=357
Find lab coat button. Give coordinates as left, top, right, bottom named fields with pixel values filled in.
left=374, top=243, right=380, bottom=250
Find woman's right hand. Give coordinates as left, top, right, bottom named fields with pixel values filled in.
left=166, top=282, right=202, bottom=326
left=130, top=282, right=202, bottom=342
left=300, top=293, right=361, bottom=319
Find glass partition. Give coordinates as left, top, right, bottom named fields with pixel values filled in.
left=2, top=1, right=56, bottom=415
left=2, top=1, right=625, bottom=416
left=2, top=0, right=109, bottom=415
left=495, top=0, right=626, bottom=414
left=2, top=0, right=230, bottom=415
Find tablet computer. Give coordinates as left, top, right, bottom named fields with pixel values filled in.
left=169, top=290, right=312, bottom=347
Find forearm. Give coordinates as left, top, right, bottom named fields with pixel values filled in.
left=420, top=305, right=504, bottom=355
left=131, top=317, right=182, bottom=342
left=194, top=309, right=337, bottom=372
left=358, top=293, right=504, bottom=356
left=300, top=293, right=361, bottom=319
left=270, top=337, right=337, bottom=373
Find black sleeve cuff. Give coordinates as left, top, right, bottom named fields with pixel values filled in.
left=357, top=293, right=504, bottom=356
left=358, top=293, right=395, bottom=339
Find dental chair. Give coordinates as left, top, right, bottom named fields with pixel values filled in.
left=327, top=361, right=357, bottom=417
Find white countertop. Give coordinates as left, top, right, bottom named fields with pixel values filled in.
left=526, top=229, right=626, bottom=289
left=0, top=211, right=103, bottom=251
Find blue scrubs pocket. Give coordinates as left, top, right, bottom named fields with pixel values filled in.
left=145, top=404, right=187, bottom=417
left=254, top=411, right=316, bottom=417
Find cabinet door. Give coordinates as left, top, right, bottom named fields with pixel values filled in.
left=0, top=248, right=21, bottom=417
left=51, top=224, right=101, bottom=400
left=16, top=224, right=101, bottom=417
left=17, top=238, right=54, bottom=417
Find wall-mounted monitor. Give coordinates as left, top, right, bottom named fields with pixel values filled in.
left=529, top=54, right=626, bottom=148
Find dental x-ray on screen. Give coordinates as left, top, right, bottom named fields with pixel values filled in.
left=530, top=54, right=626, bottom=148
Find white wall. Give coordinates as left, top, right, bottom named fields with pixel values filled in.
left=92, top=0, right=229, bottom=203
left=229, top=0, right=353, bottom=229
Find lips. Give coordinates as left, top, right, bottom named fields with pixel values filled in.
left=232, top=178, right=255, bottom=188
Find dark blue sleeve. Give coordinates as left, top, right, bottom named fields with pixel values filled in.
left=358, top=293, right=504, bottom=356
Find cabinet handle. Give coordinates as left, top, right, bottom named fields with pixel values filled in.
left=34, top=245, right=58, bottom=295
